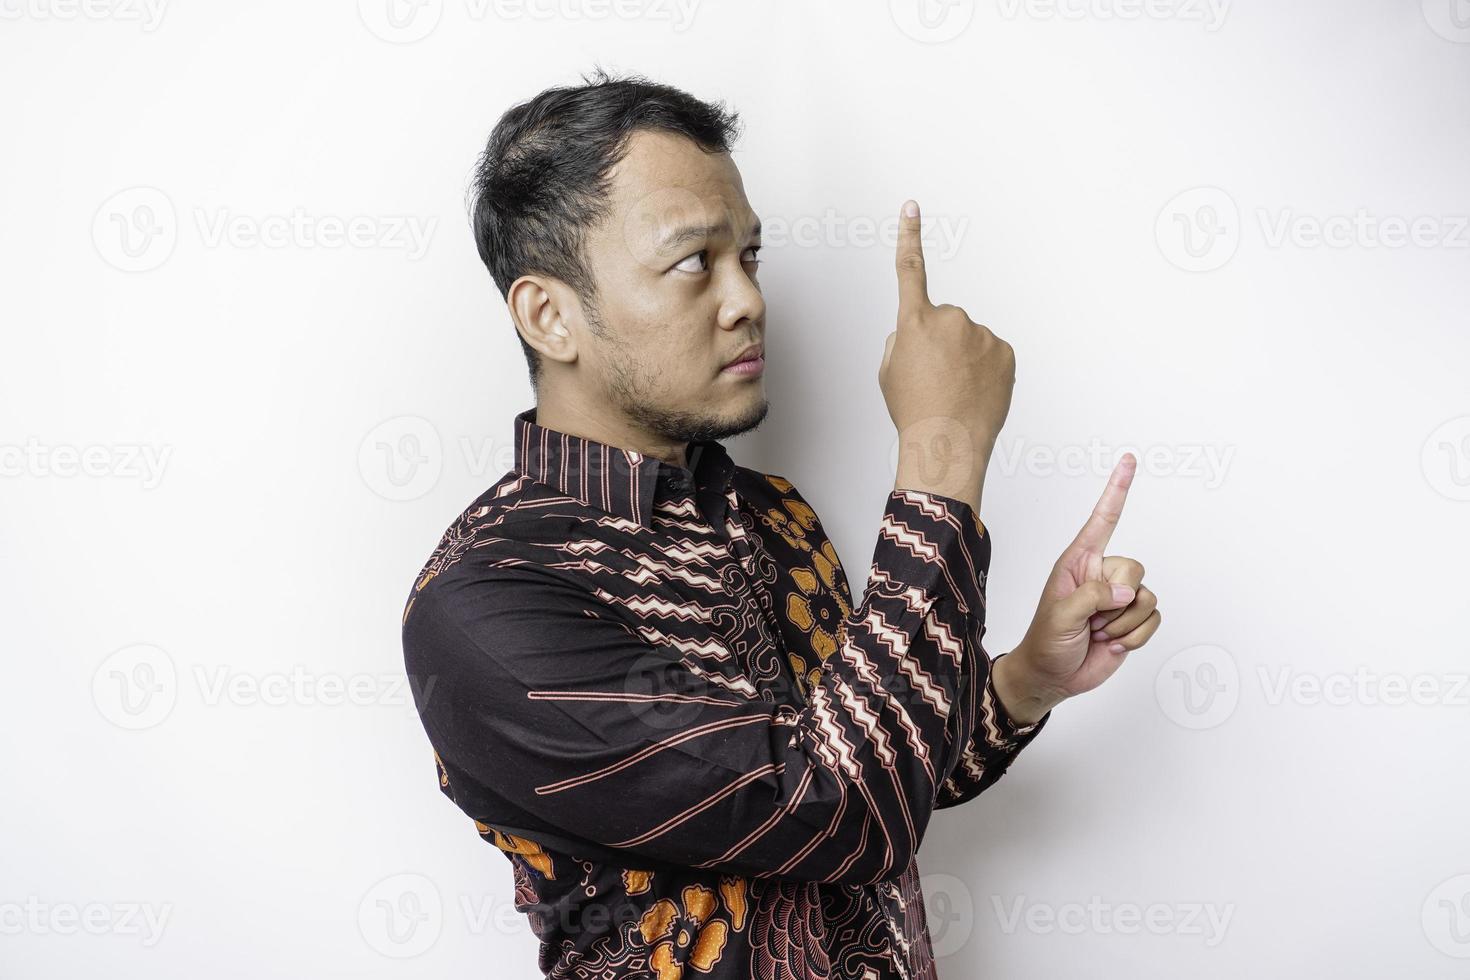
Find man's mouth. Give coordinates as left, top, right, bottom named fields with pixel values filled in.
left=722, top=344, right=765, bottom=377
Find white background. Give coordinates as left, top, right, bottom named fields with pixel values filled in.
left=3, top=1, right=1469, bottom=977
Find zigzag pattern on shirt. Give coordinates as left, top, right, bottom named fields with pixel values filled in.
left=832, top=655, right=898, bottom=770
left=976, top=672, right=1030, bottom=749
left=919, top=607, right=965, bottom=672
left=620, top=550, right=725, bottom=591
left=893, top=488, right=954, bottom=519
left=803, top=682, right=856, bottom=779
left=651, top=514, right=711, bottom=535
left=649, top=537, right=731, bottom=568
left=653, top=497, right=701, bottom=518
left=876, top=511, right=950, bottom=565
left=901, top=617, right=959, bottom=712
left=952, top=746, right=988, bottom=789
left=592, top=588, right=712, bottom=627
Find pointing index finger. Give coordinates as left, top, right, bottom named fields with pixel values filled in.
left=1070, top=453, right=1137, bottom=553
left=895, top=199, right=930, bottom=316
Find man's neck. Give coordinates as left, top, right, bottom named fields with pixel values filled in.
left=532, top=397, right=690, bottom=470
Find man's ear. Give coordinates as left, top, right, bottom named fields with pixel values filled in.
left=507, top=275, right=577, bottom=365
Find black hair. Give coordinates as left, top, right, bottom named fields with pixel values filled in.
left=468, top=66, right=743, bottom=389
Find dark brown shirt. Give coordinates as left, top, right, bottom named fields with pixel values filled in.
left=402, top=406, right=1050, bottom=978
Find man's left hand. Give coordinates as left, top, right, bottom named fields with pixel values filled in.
left=991, top=453, right=1162, bottom=724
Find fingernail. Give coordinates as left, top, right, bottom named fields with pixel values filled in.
left=1110, top=584, right=1135, bottom=604
left=1091, top=629, right=1109, bottom=640
left=902, top=200, right=918, bottom=217
left=1108, top=642, right=1126, bottom=654
left=1089, top=614, right=1106, bottom=629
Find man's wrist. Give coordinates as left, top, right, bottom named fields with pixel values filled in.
left=991, top=648, right=1064, bottom=727
left=892, top=421, right=995, bottom=514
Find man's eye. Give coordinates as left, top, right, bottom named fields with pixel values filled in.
left=673, top=250, right=708, bottom=273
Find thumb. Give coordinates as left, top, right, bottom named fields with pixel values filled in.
left=1055, top=580, right=1135, bottom=627
left=881, top=331, right=897, bottom=373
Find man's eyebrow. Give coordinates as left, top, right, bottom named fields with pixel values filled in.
left=654, top=218, right=762, bottom=253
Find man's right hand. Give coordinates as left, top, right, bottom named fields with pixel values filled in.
left=881, top=199, right=1015, bottom=513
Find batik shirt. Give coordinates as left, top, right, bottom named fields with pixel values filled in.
left=402, top=406, right=1050, bottom=979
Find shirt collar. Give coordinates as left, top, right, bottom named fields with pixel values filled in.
left=512, top=406, right=736, bottom=529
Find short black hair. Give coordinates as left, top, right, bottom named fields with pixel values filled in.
left=468, top=66, right=743, bottom=389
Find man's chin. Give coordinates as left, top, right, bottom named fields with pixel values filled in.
left=620, top=389, right=769, bottom=444
left=682, top=398, right=770, bottom=443
left=720, top=395, right=770, bottom=440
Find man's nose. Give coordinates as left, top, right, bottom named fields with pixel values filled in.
left=718, top=272, right=765, bottom=331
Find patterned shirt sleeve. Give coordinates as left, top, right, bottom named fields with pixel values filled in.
left=932, top=651, right=1050, bottom=810
left=403, top=488, right=1037, bottom=885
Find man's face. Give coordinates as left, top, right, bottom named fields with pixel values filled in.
left=574, top=129, right=767, bottom=445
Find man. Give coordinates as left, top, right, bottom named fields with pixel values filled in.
left=402, top=70, right=1161, bottom=979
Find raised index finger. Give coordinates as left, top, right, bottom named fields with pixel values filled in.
left=1069, top=453, right=1137, bottom=553
left=895, top=199, right=930, bottom=316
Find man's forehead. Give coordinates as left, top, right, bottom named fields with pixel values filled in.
left=601, top=130, right=757, bottom=243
